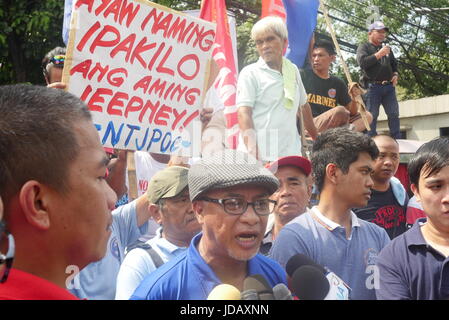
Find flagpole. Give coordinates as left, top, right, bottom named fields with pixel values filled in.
left=319, top=0, right=371, bottom=131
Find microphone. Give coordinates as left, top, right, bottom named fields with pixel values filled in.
left=285, top=254, right=351, bottom=300
left=382, top=42, right=389, bottom=58
left=291, top=265, right=330, bottom=300
left=242, top=274, right=274, bottom=300
left=286, top=253, right=326, bottom=277
left=240, top=289, right=259, bottom=300
left=272, top=283, right=294, bottom=300
left=207, top=284, right=241, bottom=300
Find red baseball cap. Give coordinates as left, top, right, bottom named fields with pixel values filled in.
left=265, top=156, right=312, bottom=176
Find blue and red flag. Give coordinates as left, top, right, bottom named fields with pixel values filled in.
left=262, top=0, right=319, bottom=69
left=283, top=0, right=320, bottom=69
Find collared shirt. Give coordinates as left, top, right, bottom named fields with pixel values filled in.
left=270, top=206, right=390, bottom=300
left=130, top=232, right=287, bottom=300
left=115, top=227, right=187, bottom=300
left=236, top=57, right=307, bottom=161
left=312, top=207, right=361, bottom=238
left=0, top=268, right=79, bottom=300
left=376, top=218, right=449, bottom=300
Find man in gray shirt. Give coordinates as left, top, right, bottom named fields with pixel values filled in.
left=270, top=128, right=390, bottom=299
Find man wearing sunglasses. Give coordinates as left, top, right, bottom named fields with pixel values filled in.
left=131, top=149, right=287, bottom=300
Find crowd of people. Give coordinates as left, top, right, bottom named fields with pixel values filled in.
left=0, top=14, right=447, bottom=301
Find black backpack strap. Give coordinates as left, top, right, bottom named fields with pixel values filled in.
left=126, top=241, right=164, bottom=269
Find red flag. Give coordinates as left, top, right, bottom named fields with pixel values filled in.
left=200, top=0, right=239, bottom=148
left=262, top=0, right=286, bottom=18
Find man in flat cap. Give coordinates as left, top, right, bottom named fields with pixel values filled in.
left=357, top=21, right=400, bottom=139
left=131, top=149, right=287, bottom=300
left=115, top=166, right=201, bottom=300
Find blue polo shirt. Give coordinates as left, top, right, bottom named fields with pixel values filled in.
left=269, top=207, right=390, bottom=300
left=130, top=233, right=287, bottom=300
left=376, top=218, right=449, bottom=300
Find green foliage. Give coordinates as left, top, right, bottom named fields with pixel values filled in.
left=0, top=0, right=65, bottom=85
left=317, top=0, right=449, bottom=99
left=2, top=0, right=447, bottom=99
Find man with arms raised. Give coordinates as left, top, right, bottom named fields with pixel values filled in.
left=131, top=149, right=286, bottom=299
left=270, top=128, right=390, bottom=300
left=115, top=166, right=201, bottom=299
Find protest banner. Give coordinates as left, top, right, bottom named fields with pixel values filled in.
left=63, top=0, right=216, bottom=156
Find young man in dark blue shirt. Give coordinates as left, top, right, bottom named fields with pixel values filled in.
left=376, top=137, right=449, bottom=300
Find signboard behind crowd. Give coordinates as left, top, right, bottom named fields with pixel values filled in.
left=63, top=0, right=216, bottom=156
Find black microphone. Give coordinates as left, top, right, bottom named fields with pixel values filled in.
left=272, top=283, right=294, bottom=300
left=285, top=253, right=351, bottom=300
left=291, top=265, right=330, bottom=300
left=242, top=274, right=274, bottom=300
left=285, top=253, right=326, bottom=277
left=382, top=41, right=390, bottom=58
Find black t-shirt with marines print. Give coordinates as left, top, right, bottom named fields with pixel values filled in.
left=353, top=186, right=407, bottom=239
left=300, top=68, right=352, bottom=118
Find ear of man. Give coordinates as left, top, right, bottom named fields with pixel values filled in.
left=192, top=201, right=205, bottom=225
left=19, top=181, right=51, bottom=230
left=149, top=203, right=163, bottom=225
left=325, top=163, right=340, bottom=186
left=410, top=183, right=421, bottom=203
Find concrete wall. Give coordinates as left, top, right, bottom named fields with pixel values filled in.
left=376, top=94, right=449, bottom=141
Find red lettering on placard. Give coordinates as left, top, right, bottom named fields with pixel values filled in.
left=107, top=91, right=128, bottom=116
left=124, top=96, right=143, bottom=118
left=154, top=105, right=172, bottom=126
left=155, top=44, right=174, bottom=76
left=94, top=0, right=140, bottom=28
left=75, top=0, right=94, bottom=12
left=94, top=0, right=113, bottom=16
left=80, top=85, right=93, bottom=102
left=76, top=22, right=101, bottom=52
left=177, top=54, right=199, bottom=81
left=110, top=33, right=136, bottom=62
left=107, top=68, right=128, bottom=87
left=172, top=109, right=186, bottom=130
left=139, top=99, right=160, bottom=123
left=130, top=37, right=157, bottom=68
left=182, top=109, right=199, bottom=128
left=133, top=75, right=152, bottom=94
left=87, top=88, right=113, bottom=112
left=88, top=62, right=109, bottom=82
left=90, top=25, right=120, bottom=53
left=70, top=59, right=92, bottom=78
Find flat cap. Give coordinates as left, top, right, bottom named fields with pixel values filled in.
left=188, top=149, right=280, bottom=201
left=147, top=166, right=189, bottom=204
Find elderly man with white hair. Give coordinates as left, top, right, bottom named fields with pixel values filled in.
left=237, top=16, right=317, bottom=162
